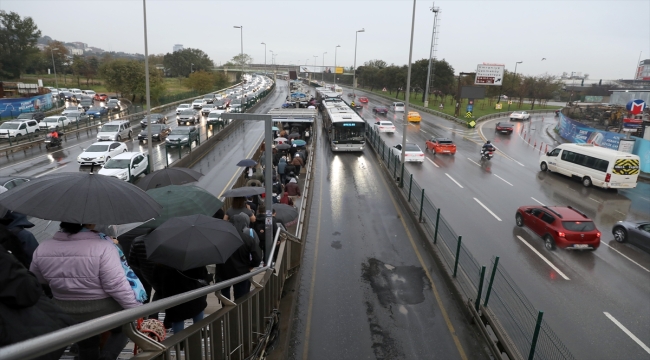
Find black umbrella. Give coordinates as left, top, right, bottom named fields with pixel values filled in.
left=145, top=214, right=243, bottom=271
left=136, top=167, right=203, bottom=190
left=222, top=186, right=265, bottom=197
left=288, top=132, right=301, bottom=139
left=276, top=143, right=291, bottom=150
left=0, top=172, right=161, bottom=225
left=273, top=203, right=298, bottom=227
left=236, top=159, right=257, bottom=167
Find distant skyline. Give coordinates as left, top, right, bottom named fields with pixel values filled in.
left=2, top=0, right=648, bottom=79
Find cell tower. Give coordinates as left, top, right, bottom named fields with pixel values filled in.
left=423, top=3, right=441, bottom=108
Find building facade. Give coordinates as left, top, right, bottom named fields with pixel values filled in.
left=173, top=44, right=184, bottom=52
left=636, top=59, right=650, bottom=80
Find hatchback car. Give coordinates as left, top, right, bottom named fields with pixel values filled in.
left=166, top=126, right=199, bottom=147
left=407, top=111, right=421, bottom=122
left=177, top=109, right=199, bottom=125
left=98, top=152, right=149, bottom=182
left=140, top=114, right=167, bottom=128
left=358, top=97, right=369, bottom=103
left=201, top=104, right=216, bottom=116
left=392, top=143, right=425, bottom=163
left=495, top=122, right=514, bottom=134
left=176, top=104, right=191, bottom=114
left=515, top=205, right=601, bottom=250
left=612, top=221, right=650, bottom=254
left=94, top=93, right=108, bottom=102
left=372, top=106, right=389, bottom=115
left=425, top=138, right=456, bottom=155
left=138, top=124, right=171, bottom=143
left=510, top=111, right=530, bottom=121
left=77, top=141, right=127, bottom=165
left=86, top=106, right=108, bottom=119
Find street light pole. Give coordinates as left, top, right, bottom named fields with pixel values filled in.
left=142, top=0, right=154, bottom=172
left=312, top=55, right=318, bottom=83
left=261, top=42, right=266, bottom=73
left=400, top=1, right=416, bottom=168
left=50, top=48, right=59, bottom=89
left=424, top=3, right=440, bottom=108
left=353, top=28, right=365, bottom=94
left=334, top=45, right=341, bottom=86
left=507, top=61, right=522, bottom=112
left=234, top=26, right=243, bottom=82
left=322, top=51, right=327, bottom=83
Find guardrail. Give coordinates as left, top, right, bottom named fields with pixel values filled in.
left=364, top=126, right=576, bottom=360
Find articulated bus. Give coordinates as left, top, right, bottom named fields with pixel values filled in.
left=321, top=102, right=366, bottom=152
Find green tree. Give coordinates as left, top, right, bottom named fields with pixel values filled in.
left=0, top=11, right=41, bottom=78
left=99, top=59, right=166, bottom=102
left=186, top=70, right=214, bottom=93
left=162, top=48, right=213, bottom=77
left=230, top=53, right=252, bottom=67
left=71, top=55, right=87, bottom=87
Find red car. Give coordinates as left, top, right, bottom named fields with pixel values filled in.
left=425, top=137, right=456, bottom=155
left=515, top=205, right=601, bottom=251
left=94, top=93, right=108, bottom=102
left=495, top=122, right=514, bottom=134
left=358, top=97, right=369, bottom=103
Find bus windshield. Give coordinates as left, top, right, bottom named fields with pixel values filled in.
left=332, top=122, right=365, bottom=144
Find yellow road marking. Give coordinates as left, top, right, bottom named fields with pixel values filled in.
left=376, top=164, right=469, bottom=360
left=302, top=147, right=323, bottom=360
left=216, top=131, right=264, bottom=198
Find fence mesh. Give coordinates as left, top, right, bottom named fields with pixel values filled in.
left=364, top=125, right=575, bottom=360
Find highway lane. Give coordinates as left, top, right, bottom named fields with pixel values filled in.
left=347, top=88, right=650, bottom=360
left=289, top=103, right=489, bottom=360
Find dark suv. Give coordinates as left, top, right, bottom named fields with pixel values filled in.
left=516, top=205, right=601, bottom=251
left=15, top=111, right=45, bottom=122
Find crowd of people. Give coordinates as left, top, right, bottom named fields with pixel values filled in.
left=0, top=122, right=311, bottom=360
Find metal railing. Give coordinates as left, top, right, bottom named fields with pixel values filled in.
left=0, top=227, right=303, bottom=360
left=365, top=126, right=576, bottom=360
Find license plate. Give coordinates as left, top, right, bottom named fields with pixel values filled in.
left=83, top=162, right=93, bottom=165
left=573, top=244, right=589, bottom=249
left=501, top=131, right=510, bottom=133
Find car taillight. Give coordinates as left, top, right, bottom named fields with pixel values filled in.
left=596, top=232, right=601, bottom=238
left=557, top=231, right=565, bottom=238
left=605, top=173, right=611, bottom=183
left=419, top=154, right=425, bottom=156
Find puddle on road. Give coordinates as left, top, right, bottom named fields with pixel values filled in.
left=331, top=240, right=342, bottom=249
left=361, top=258, right=429, bottom=307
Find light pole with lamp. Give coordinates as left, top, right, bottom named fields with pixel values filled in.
left=50, top=48, right=59, bottom=89
left=334, top=45, right=341, bottom=86
left=400, top=1, right=416, bottom=183
left=322, top=51, right=327, bottom=84
left=142, top=0, right=154, bottom=172
left=261, top=42, right=266, bottom=73
left=233, top=25, right=244, bottom=84
left=507, top=61, right=522, bottom=112
left=353, top=28, right=365, bottom=94
left=312, top=55, right=318, bottom=83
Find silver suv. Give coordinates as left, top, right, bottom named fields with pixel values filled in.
left=97, top=120, right=132, bottom=141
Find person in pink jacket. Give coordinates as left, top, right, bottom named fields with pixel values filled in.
left=30, top=222, right=142, bottom=360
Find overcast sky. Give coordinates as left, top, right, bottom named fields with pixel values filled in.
left=2, top=0, right=648, bottom=79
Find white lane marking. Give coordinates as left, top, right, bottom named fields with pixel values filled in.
left=589, top=197, right=603, bottom=204
left=494, top=174, right=513, bottom=186
left=34, top=166, right=66, bottom=178
left=445, top=173, right=463, bottom=188
left=603, top=312, right=650, bottom=354
left=516, top=235, right=570, bottom=280
left=640, top=196, right=650, bottom=202
left=531, top=197, right=546, bottom=206
left=473, top=197, right=502, bottom=221
left=467, top=157, right=481, bottom=167
left=615, top=210, right=626, bottom=216
left=427, top=158, right=439, bottom=168
left=600, top=242, right=650, bottom=272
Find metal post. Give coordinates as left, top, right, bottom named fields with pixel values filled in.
left=408, top=174, right=413, bottom=201
left=387, top=151, right=390, bottom=170
left=142, top=0, right=154, bottom=172
left=507, top=61, right=522, bottom=112
left=353, top=28, right=365, bottom=93
left=475, top=266, right=486, bottom=312
left=393, top=155, right=397, bottom=179
left=483, top=256, right=499, bottom=307
left=453, top=236, right=462, bottom=277
left=528, top=311, right=545, bottom=360
left=399, top=162, right=404, bottom=188
left=178, top=144, right=181, bottom=160
left=165, top=146, right=168, bottom=167
left=50, top=48, right=59, bottom=89
left=334, top=45, right=340, bottom=86
left=322, top=51, right=327, bottom=83
left=400, top=0, right=416, bottom=166
left=419, top=189, right=425, bottom=223
left=433, top=208, right=440, bottom=244
left=423, top=3, right=440, bottom=108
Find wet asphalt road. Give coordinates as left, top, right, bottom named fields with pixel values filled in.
left=346, top=88, right=650, bottom=360
left=289, top=88, right=490, bottom=360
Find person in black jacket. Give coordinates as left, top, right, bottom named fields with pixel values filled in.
left=215, top=213, right=263, bottom=301
left=0, top=243, right=74, bottom=360
left=0, top=211, right=39, bottom=267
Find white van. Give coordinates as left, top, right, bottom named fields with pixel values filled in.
left=393, top=102, right=405, bottom=112
left=97, top=120, right=132, bottom=141
left=539, top=143, right=640, bottom=189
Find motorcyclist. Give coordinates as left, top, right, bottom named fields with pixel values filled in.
left=351, top=101, right=356, bottom=108
left=49, top=129, right=59, bottom=139
left=482, top=140, right=495, bottom=155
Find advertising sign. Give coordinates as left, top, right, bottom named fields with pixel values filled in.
left=618, top=139, right=636, bottom=153
left=475, top=63, right=505, bottom=86
left=626, top=99, right=645, bottom=114
left=300, top=66, right=323, bottom=73
left=335, top=67, right=344, bottom=74
left=557, top=113, right=625, bottom=150
left=0, top=93, right=53, bottom=119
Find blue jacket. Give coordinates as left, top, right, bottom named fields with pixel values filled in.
left=2, top=212, right=38, bottom=266
left=278, top=158, right=287, bottom=175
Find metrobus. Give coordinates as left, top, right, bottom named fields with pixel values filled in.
left=322, top=104, right=366, bottom=152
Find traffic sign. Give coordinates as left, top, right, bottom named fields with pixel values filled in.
left=468, top=120, right=476, bottom=128
left=465, top=111, right=473, bottom=118
left=495, top=103, right=502, bottom=109
left=508, top=100, right=512, bottom=105
left=475, top=63, right=505, bottom=86
left=382, top=87, right=387, bottom=92
left=467, top=104, right=474, bottom=112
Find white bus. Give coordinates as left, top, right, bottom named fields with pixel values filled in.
left=539, top=143, right=640, bottom=189
left=322, top=103, right=366, bottom=152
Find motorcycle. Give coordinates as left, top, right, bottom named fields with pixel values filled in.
left=554, top=109, right=560, bottom=117
left=480, top=147, right=494, bottom=161
left=44, top=133, right=63, bottom=150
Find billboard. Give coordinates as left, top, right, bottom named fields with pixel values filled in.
left=461, top=86, right=486, bottom=99
left=335, top=67, right=344, bottom=74
left=0, top=93, right=53, bottom=119
left=556, top=113, right=625, bottom=150
left=300, top=66, right=341, bottom=74
left=475, top=63, right=505, bottom=86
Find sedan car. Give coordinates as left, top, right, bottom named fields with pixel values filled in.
left=60, top=92, right=75, bottom=102
left=176, top=103, right=191, bottom=114
left=140, top=113, right=167, bottom=128
left=15, top=111, right=45, bottom=122
left=425, top=138, right=456, bottom=155
left=372, top=106, right=389, bottom=115
left=79, top=98, right=94, bottom=111
left=177, top=109, right=199, bottom=125
left=65, top=113, right=90, bottom=125
left=374, top=121, right=395, bottom=133
left=495, top=122, right=514, bottom=135
left=94, top=93, right=108, bottom=102
left=0, top=176, right=31, bottom=190
left=407, top=111, right=421, bottom=122
left=86, top=106, right=108, bottom=119
left=39, top=116, right=70, bottom=131
left=358, top=97, right=369, bottom=103
left=201, top=104, right=216, bottom=116
left=166, top=126, right=199, bottom=147
left=62, top=105, right=84, bottom=115
left=106, top=99, right=121, bottom=112
left=77, top=141, right=128, bottom=165
left=98, top=152, right=149, bottom=182
left=510, top=111, right=530, bottom=121
left=207, top=110, right=226, bottom=127
left=203, top=94, right=215, bottom=104
left=392, top=143, right=425, bottom=163
left=515, top=205, right=601, bottom=251
left=192, top=99, right=204, bottom=109
left=137, top=124, right=171, bottom=143
left=612, top=221, right=650, bottom=254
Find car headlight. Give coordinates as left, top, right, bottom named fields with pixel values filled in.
left=77, top=156, right=81, bottom=161
left=182, top=137, right=188, bottom=141
left=97, top=156, right=104, bottom=159
left=176, top=116, right=180, bottom=119
left=117, top=172, right=128, bottom=180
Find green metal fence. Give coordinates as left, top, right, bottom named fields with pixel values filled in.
left=365, top=126, right=575, bottom=360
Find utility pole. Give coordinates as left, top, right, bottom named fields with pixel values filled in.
left=423, top=2, right=440, bottom=108
left=400, top=0, right=416, bottom=167
left=322, top=51, right=327, bottom=83
left=142, top=0, right=154, bottom=172
left=334, top=45, right=341, bottom=86
left=454, top=72, right=472, bottom=117
left=353, top=28, right=365, bottom=94
left=507, top=61, right=522, bottom=111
